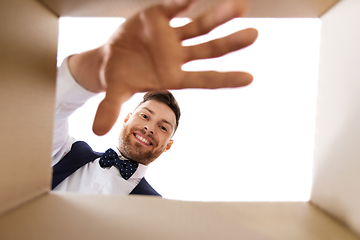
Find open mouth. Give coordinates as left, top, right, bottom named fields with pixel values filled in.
left=133, top=133, right=153, bottom=146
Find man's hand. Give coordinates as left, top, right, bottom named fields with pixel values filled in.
left=70, top=0, right=258, bottom=136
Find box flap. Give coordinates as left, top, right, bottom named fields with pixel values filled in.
left=0, top=0, right=58, bottom=215
left=312, top=0, right=360, bottom=236
left=1, top=193, right=359, bottom=240
left=39, top=0, right=340, bottom=18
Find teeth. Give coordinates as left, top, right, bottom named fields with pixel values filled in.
left=136, top=134, right=150, bottom=144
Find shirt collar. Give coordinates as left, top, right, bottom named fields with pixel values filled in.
left=113, top=147, right=148, bottom=179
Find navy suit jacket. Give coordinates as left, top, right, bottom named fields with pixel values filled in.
left=52, top=141, right=161, bottom=196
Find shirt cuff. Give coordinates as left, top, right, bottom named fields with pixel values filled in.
left=56, top=56, right=98, bottom=106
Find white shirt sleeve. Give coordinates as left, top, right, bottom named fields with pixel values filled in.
left=52, top=56, right=98, bottom=166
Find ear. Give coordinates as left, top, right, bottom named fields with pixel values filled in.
left=124, top=113, right=132, bottom=123
left=164, top=140, right=174, bottom=152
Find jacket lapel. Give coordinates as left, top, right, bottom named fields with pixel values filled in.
left=130, top=178, right=161, bottom=196
left=52, top=141, right=101, bottom=189
left=52, top=141, right=161, bottom=197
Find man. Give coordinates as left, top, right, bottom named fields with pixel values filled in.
left=52, top=67, right=179, bottom=195
left=51, top=0, right=258, bottom=196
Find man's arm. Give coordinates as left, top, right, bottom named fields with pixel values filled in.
left=67, top=48, right=105, bottom=93
left=67, top=0, right=258, bottom=136
left=52, top=56, right=98, bottom=165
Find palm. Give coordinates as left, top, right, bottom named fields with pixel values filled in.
left=94, top=0, right=258, bottom=135
left=103, top=7, right=184, bottom=95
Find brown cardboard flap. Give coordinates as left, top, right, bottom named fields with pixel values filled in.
left=312, top=0, right=360, bottom=236
left=39, top=0, right=340, bottom=18
left=0, top=0, right=58, bottom=215
left=1, top=193, right=359, bottom=240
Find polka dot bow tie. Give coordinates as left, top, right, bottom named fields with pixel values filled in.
left=99, top=148, right=139, bottom=180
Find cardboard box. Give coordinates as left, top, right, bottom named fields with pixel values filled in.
left=1, top=0, right=359, bottom=239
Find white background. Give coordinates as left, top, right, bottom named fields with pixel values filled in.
left=57, top=17, right=321, bottom=201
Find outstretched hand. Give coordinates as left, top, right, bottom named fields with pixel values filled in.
left=91, top=0, right=258, bottom=135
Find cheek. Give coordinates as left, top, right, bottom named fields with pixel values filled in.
left=158, top=136, right=171, bottom=148
left=123, top=120, right=138, bottom=133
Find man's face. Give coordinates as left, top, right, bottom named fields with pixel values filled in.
left=117, top=100, right=176, bottom=165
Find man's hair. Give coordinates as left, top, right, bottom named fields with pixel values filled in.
left=137, top=91, right=181, bottom=132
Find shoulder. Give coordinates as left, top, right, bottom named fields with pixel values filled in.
left=130, top=178, right=161, bottom=197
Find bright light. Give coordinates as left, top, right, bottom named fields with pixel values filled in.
left=58, top=17, right=321, bottom=202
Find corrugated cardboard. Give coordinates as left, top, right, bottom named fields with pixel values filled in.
left=0, top=0, right=57, bottom=215
left=1, top=0, right=360, bottom=239
left=1, top=193, right=359, bottom=240
left=312, top=0, right=360, bottom=235
left=39, top=0, right=339, bottom=18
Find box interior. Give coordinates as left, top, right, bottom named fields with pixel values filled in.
left=1, top=0, right=360, bottom=239
left=1, top=193, right=359, bottom=240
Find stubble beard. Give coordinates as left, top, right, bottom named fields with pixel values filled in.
left=118, top=125, right=164, bottom=166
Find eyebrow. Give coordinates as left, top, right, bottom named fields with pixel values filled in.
left=142, top=107, right=174, bottom=131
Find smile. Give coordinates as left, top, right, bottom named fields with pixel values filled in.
left=134, top=133, right=152, bottom=145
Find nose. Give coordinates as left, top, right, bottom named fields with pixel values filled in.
left=144, top=126, right=154, bottom=134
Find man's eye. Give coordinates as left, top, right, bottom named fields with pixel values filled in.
left=160, top=126, right=167, bottom=132
left=140, top=113, right=148, bottom=119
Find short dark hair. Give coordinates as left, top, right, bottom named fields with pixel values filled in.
left=137, top=91, right=181, bottom=132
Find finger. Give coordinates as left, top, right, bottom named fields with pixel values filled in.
left=160, top=0, right=195, bottom=19
left=184, top=28, right=258, bottom=62
left=93, top=90, right=133, bottom=136
left=177, top=71, right=253, bottom=89
left=176, top=0, right=248, bottom=40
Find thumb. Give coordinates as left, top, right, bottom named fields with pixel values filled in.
left=92, top=91, right=132, bottom=136
left=92, top=98, right=121, bottom=136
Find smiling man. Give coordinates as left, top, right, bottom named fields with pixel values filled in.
left=52, top=79, right=180, bottom=196
left=51, top=0, right=258, bottom=197
left=119, top=92, right=180, bottom=166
